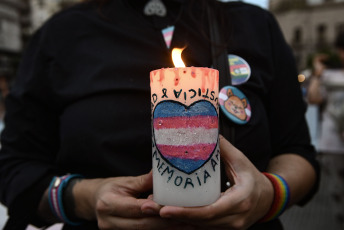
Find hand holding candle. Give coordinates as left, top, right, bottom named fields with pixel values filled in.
left=150, top=48, right=220, bottom=207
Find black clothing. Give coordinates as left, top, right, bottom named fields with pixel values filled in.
left=0, top=0, right=319, bottom=229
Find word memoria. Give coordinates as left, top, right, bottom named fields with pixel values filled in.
left=152, top=148, right=220, bottom=189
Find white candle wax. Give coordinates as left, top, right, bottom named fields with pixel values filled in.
left=150, top=67, right=220, bottom=207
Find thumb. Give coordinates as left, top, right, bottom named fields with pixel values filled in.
left=129, top=170, right=153, bottom=194
left=220, top=135, right=248, bottom=165
left=219, top=135, right=252, bottom=183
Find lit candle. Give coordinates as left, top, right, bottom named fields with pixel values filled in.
left=150, top=48, right=220, bottom=207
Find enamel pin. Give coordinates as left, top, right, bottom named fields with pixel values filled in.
left=219, top=86, right=251, bottom=124
left=228, top=54, right=251, bottom=85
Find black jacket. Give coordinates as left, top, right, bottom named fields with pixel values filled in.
left=0, top=0, right=319, bottom=229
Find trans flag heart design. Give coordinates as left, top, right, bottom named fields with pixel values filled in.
left=153, top=100, right=218, bottom=174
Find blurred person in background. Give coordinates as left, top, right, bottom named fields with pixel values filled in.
left=307, top=31, right=344, bottom=227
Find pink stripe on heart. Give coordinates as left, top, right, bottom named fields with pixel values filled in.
left=156, top=143, right=217, bottom=160
left=154, top=116, right=218, bottom=130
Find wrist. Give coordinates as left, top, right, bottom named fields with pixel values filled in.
left=260, top=173, right=274, bottom=218
left=258, top=172, right=290, bottom=223
left=48, top=174, right=84, bottom=225
left=63, top=176, right=84, bottom=222
left=73, top=178, right=104, bottom=220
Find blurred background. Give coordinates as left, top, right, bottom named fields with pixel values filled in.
left=0, top=0, right=343, bottom=229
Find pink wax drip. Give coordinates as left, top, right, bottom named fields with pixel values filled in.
left=159, top=68, right=165, bottom=83
left=201, top=68, right=211, bottom=93
left=150, top=70, right=157, bottom=85
left=174, top=68, right=180, bottom=86
left=191, top=67, right=197, bottom=78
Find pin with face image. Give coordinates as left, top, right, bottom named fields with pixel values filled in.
left=219, top=86, right=251, bottom=125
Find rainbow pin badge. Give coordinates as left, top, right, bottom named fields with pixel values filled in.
left=228, top=54, right=251, bottom=85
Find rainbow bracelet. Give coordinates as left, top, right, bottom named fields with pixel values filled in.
left=259, top=172, right=290, bottom=223
left=48, top=174, right=84, bottom=226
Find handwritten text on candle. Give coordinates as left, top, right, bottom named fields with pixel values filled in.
left=151, top=88, right=218, bottom=106
left=152, top=143, right=220, bottom=189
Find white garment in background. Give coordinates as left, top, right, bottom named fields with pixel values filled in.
left=318, top=69, right=344, bottom=154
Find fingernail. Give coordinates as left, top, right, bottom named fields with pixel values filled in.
left=142, top=208, right=157, bottom=215
left=161, top=213, right=172, bottom=218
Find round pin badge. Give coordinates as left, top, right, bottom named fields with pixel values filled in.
left=219, top=86, right=251, bottom=125
left=228, top=54, right=251, bottom=85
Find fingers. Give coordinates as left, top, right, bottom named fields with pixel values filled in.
left=95, top=172, right=197, bottom=230
left=97, top=198, right=191, bottom=230
left=219, top=135, right=255, bottom=184
left=159, top=207, right=245, bottom=230
left=141, top=198, right=163, bottom=215
left=159, top=187, right=249, bottom=221
left=96, top=172, right=154, bottom=219
left=126, top=171, right=153, bottom=195
left=97, top=195, right=147, bottom=218
left=98, top=215, right=184, bottom=230
left=157, top=137, right=262, bottom=229
left=219, top=136, right=237, bottom=184
left=219, top=135, right=245, bottom=165
left=159, top=189, right=255, bottom=230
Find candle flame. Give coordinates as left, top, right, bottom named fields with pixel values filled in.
left=172, top=48, right=186, bottom=67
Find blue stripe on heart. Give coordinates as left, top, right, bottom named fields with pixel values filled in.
left=167, top=157, right=206, bottom=174
left=154, top=100, right=217, bottom=118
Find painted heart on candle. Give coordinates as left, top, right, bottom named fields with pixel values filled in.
left=153, top=100, right=218, bottom=174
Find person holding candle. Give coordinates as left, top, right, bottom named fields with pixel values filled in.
left=0, top=0, right=319, bottom=229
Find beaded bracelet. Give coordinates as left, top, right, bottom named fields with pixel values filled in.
left=259, top=172, right=290, bottom=223
left=48, top=174, right=84, bottom=226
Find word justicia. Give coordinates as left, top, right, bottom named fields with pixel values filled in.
left=151, top=88, right=218, bottom=105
